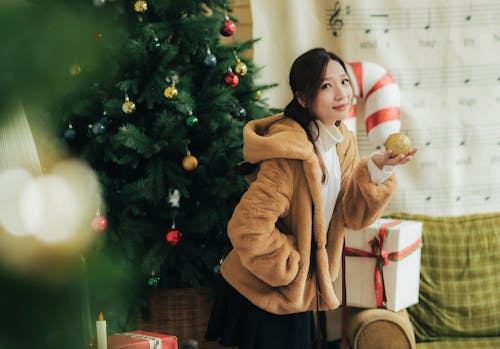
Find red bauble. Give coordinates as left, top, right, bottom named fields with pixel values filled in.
left=91, top=215, right=108, bottom=233
left=165, top=228, right=182, bottom=246
left=220, top=19, right=236, bottom=36
left=223, top=71, right=239, bottom=87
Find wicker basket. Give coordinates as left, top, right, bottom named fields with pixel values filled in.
left=136, top=287, right=231, bottom=349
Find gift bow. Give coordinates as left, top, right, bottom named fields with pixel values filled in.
left=344, top=219, right=422, bottom=308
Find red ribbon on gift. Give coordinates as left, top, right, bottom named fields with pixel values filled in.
left=343, top=219, right=422, bottom=308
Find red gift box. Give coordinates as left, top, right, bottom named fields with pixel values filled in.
left=108, top=330, right=177, bottom=349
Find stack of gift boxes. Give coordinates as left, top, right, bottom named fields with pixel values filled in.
left=94, top=312, right=178, bottom=349
left=107, top=331, right=178, bottom=349
left=326, top=218, right=423, bottom=342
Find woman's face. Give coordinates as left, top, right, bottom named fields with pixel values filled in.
left=308, top=60, right=353, bottom=127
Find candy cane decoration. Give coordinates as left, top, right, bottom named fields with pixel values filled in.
left=345, top=61, right=401, bottom=146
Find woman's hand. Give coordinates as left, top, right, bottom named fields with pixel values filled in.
left=371, top=148, right=418, bottom=170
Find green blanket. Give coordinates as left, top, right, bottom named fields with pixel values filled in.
left=388, top=213, right=500, bottom=342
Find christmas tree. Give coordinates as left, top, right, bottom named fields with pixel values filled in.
left=49, top=0, right=275, bottom=335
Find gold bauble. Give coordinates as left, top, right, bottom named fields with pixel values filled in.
left=134, top=0, right=148, bottom=12
left=182, top=154, right=198, bottom=171
left=384, top=133, right=412, bottom=158
left=122, top=100, right=136, bottom=114
left=255, top=90, right=263, bottom=100
left=234, top=60, right=248, bottom=76
left=69, top=64, right=82, bottom=76
left=163, top=83, right=178, bottom=99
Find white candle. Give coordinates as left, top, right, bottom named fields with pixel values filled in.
left=96, top=311, right=107, bottom=349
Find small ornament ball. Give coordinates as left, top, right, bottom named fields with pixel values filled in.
left=91, top=118, right=108, bottom=136
left=164, top=83, right=178, bottom=99
left=203, top=53, right=217, bottom=68
left=122, top=99, right=136, bottom=114
left=384, top=132, right=413, bottom=158
left=69, top=64, right=82, bottom=76
left=64, top=125, right=77, bottom=141
left=185, top=115, right=199, bottom=127
left=134, top=0, right=148, bottom=12
left=223, top=71, right=239, bottom=87
left=235, top=105, right=247, bottom=120
left=220, top=18, right=236, bottom=36
left=165, top=227, right=182, bottom=246
left=148, top=274, right=160, bottom=287
left=91, top=215, right=108, bottom=233
left=182, top=154, right=198, bottom=171
left=93, top=0, right=106, bottom=7
left=234, top=60, right=248, bottom=75
left=255, top=90, right=263, bottom=100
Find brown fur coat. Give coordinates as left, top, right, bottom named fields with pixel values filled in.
left=220, top=113, right=397, bottom=314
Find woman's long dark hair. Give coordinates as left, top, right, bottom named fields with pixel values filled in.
left=284, top=48, right=350, bottom=142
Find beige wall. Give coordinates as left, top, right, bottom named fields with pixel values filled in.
left=221, top=0, right=253, bottom=58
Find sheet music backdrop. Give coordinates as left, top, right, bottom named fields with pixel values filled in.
left=250, top=0, right=500, bottom=216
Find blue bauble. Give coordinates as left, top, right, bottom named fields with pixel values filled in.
left=92, top=117, right=109, bottom=136
left=203, top=53, right=217, bottom=68
left=64, top=127, right=77, bottom=141
left=236, top=105, right=247, bottom=120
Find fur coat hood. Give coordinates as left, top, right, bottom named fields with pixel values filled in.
left=221, top=113, right=396, bottom=314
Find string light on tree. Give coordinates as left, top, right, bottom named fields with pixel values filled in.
left=122, top=94, right=136, bottom=114
left=200, top=2, right=213, bottom=16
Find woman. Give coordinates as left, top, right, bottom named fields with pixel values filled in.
left=206, top=48, right=417, bottom=349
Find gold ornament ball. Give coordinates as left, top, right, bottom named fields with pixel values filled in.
left=182, top=154, right=198, bottom=171
left=164, top=84, right=178, bottom=99
left=234, top=60, right=248, bottom=75
left=69, top=64, right=82, bottom=76
left=384, top=132, right=412, bottom=158
left=255, top=90, right=263, bottom=100
left=122, top=100, right=137, bottom=114
left=134, top=0, right=148, bottom=12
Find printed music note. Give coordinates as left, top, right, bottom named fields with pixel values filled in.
left=484, top=186, right=492, bottom=201
left=459, top=130, right=466, bottom=146
left=463, top=65, right=472, bottom=85
left=465, top=2, right=472, bottom=22
left=424, top=8, right=431, bottom=30
left=365, top=13, right=390, bottom=33
left=329, top=1, right=343, bottom=37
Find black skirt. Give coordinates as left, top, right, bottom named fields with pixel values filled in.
left=205, top=275, right=317, bottom=349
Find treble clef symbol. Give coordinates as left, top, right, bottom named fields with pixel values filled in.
left=329, top=1, right=343, bottom=37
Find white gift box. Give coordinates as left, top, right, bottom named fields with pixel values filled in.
left=333, top=218, right=423, bottom=312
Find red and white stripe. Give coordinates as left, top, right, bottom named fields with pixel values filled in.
left=345, top=61, right=401, bottom=146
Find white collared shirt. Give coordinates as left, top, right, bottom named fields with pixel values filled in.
left=313, top=121, right=393, bottom=228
